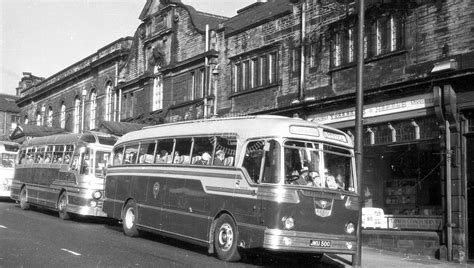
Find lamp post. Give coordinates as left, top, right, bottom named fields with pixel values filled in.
left=81, top=88, right=87, bottom=133
left=354, top=0, right=365, bottom=267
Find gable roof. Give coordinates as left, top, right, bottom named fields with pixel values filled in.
left=0, top=94, right=20, bottom=113
left=139, top=0, right=228, bottom=32
left=223, top=0, right=292, bottom=37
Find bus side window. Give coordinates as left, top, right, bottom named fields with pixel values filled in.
left=191, top=137, right=214, bottom=165
left=242, top=140, right=265, bottom=183
left=174, top=138, right=192, bottom=164
left=124, top=144, right=139, bottom=165
left=113, top=146, right=124, bottom=165
left=138, top=141, right=156, bottom=164
left=64, top=145, right=74, bottom=164
left=261, top=140, right=281, bottom=184
left=155, top=139, right=174, bottom=164
left=18, top=150, right=26, bottom=164
left=213, top=136, right=237, bottom=166
left=53, top=145, right=64, bottom=164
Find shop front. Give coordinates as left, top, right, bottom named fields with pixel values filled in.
left=308, top=92, right=447, bottom=256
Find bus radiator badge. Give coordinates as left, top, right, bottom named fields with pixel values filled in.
left=314, top=199, right=333, bottom=217
left=153, top=182, right=160, bottom=199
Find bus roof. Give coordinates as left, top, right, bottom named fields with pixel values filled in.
left=118, top=115, right=353, bottom=147
left=20, top=132, right=117, bottom=148
left=0, top=141, right=20, bottom=152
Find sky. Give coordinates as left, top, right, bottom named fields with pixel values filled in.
left=0, top=0, right=255, bottom=96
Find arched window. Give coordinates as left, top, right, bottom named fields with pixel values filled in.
left=90, top=90, right=97, bottom=129
left=60, top=102, right=66, bottom=128
left=74, top=96, right=80, bottom=133
left=36, top=111, right=42, bottom=126
left=47, top=106, right=53, bottom=127
left=153, top=66, right=163, bottom=111
left=105, top=82, right=114, bottom=121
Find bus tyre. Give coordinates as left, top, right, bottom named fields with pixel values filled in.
left=122, top=200, right=139, bottom=237
left=58, top=192, right=71, bottom=220
left=214, top=214, right=241, bottom=262
left=20, top=187, right=30, bottom=210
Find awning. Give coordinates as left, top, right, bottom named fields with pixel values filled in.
left=9, top=124, right=69, bottom=143
left=95, top=121, right=150, bottom=136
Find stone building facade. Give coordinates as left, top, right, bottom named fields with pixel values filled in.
left=16, top=38, right=133, bottom=133
left=14, top=0, right=474, bottom=262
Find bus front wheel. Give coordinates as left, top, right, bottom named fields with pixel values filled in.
left=122, top=200, right=139, bottom=237
left=58, top=192, right=71, bottom=220
left=20, top=187, right=30, bottom=210
left=214, top=214, right=241, bottom=262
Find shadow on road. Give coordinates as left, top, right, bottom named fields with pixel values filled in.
left=103, top=220, right=347, bottom=267
left=0, top=197, right=15, bottom=203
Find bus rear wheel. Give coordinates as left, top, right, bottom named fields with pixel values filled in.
left=58, top=192, right=71, bottom=220
left=122, top=200, right=139, bottom=237
left=20, top=187, right=30, bottom=210
left=214, top=214, right=241, bottom=262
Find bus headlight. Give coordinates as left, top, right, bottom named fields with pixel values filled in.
left=90, top=200, right=97, bottom=207
left=282, top=216, right=295, bottom=230
left=345, top=222, right=355, bottom=234
left=92, top=191, right=102, bottom=200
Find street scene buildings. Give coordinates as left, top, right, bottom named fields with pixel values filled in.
left=5, top=0, right=474, bottom=263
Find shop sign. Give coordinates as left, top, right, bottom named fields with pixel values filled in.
left=386, top=216, right=442, bottom=230
left=310, top=93, right=435, bottom=124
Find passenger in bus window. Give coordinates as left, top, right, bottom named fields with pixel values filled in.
left=173, top=151, right=182, bottom=164
left=44, top=153, right=51, bottom=163
left=156, top=150, right=168, bottom=163
left=214, top=150, right=225, bottom=166
left=195, top=152, right=211, bottom=165
left=26, top=153, right=33, bottom=164
left=113, top=152, right=123, bottom=165
left=294, top=165, right=317, bottom=186
left=64, top=154, right=71, bottom=164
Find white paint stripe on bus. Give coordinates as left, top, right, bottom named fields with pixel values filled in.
left=61, top=248, right=81, bottom=256
left=0, top=225, right=6, bottom=229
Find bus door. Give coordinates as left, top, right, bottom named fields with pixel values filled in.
left=58, top=145, right=75, bottom=183
left=242, top=139, right=281, bottom=225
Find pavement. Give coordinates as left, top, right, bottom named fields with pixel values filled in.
left=329, top=246, right=474, bottom=267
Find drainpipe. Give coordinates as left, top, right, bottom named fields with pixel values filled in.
left=115, top=61, right=122, bottom=121
left=299, top=1, right=306, bottom=101
left=204, top=24, right=209, bottom=118
left=446, top=120, right=452, bottom=261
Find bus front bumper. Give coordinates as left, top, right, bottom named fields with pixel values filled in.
left=68, top=202, right=107, bottom=217
left=263, top=229, right=357, bottom=255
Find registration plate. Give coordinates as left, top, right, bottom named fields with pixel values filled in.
left=310, top=240, right=331, bottom=248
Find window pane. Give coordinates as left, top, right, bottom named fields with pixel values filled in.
left=138, top=141, right=156, bottom=164
left=173, top=138, right=192, bottom=164
left=124, top=144, right=139, bottom=165
left=243, top=140, right=264, bottom=183
left=113, top=146, right=124, bottom=166
left=155, top=139, right=174, bottom=163
left=191, top=137, right=214, bottom=165
left=213, top=136, right=237, bottom=166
